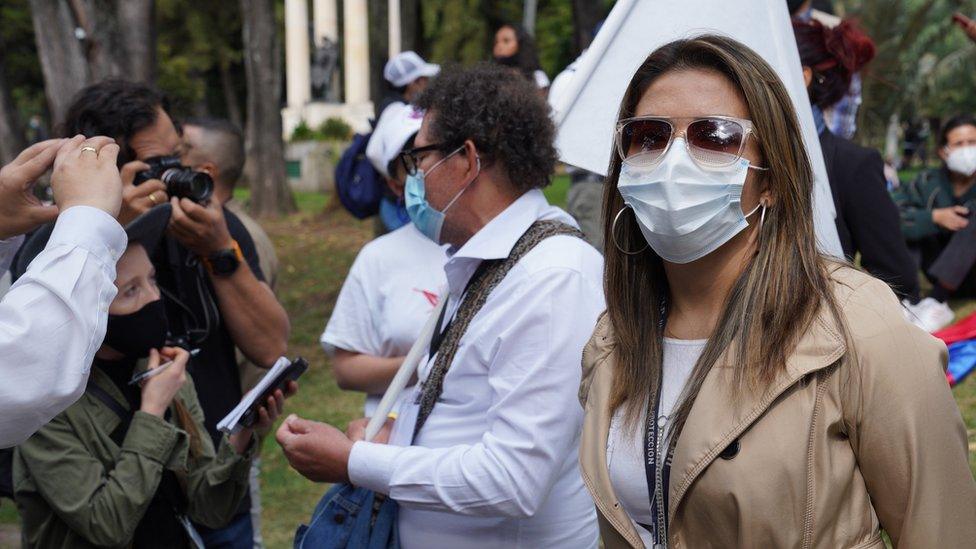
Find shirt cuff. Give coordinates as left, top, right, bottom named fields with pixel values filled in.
left=348, top=441, right=407, bottom=494
left=49, top=205, right=127, bottom=264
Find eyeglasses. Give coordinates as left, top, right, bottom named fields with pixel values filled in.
left=399, top=143, right=448, bottom=176
left=615, top=116, right=762, bottom=169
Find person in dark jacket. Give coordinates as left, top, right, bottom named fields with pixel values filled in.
left=793, top=18, right=922, bottom=308
left=893, top=115, right=976, bottom=331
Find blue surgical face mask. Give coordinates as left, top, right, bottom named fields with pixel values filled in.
left=404, top=146, right=479, bottom=243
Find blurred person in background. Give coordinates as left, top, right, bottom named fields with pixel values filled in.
left=793, top=19, right=922, bottom=307
left=895, top=115, right=976, bottom=332
left=493, top=23, right=550, bottom=94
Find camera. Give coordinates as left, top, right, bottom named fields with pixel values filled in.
left=134, top=155, right=214, bottom=204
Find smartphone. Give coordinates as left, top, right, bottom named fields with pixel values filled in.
left=239, top=357, right=308, bottom=428
left=953, top=12, right=972, bottom=28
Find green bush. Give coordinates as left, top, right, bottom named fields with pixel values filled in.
left=290, top=120, right=317, bottom=142
left=290, top=117, right=353, bottom=142
left=318, top=117, right=352, bottom=141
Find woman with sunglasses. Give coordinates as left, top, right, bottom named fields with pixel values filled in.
left=321, top=105, right=447, bottom=418
left=577, top=35, right=975, bottom=548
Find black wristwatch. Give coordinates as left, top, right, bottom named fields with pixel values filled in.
left=202, top=240, right=243, bottom=277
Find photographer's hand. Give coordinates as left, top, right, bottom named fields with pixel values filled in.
left=119, top=160, right=168, bottom=225
left=168, top=197, right=233, bottom=256
left=0, top=139, right=65, bottom=239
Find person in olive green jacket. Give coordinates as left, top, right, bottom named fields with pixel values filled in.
left=13, top=234, right=295, bottom=549
left=894, top=114, right=976, bottom=332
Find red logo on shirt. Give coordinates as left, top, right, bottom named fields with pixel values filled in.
left=413, top=289, right=439, bottom=308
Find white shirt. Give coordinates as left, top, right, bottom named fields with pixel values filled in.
left=607, top=338, right=705, bottom=547
left=0, top=206, right=126, bottom=447
left=321, top=223, right=447, bottom=415
left=349, top=190, right=604, bottom=548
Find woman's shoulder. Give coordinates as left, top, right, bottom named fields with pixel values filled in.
left=580, top=311, right=614, bottom=406
left=826, top=265, right=945, bottom=366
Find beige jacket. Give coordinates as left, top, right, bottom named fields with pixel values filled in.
left=579, top=267, right=976, bottom=548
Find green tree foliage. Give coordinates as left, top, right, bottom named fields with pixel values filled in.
left=0, top=0, right=47, bottom=122
left=839, top=0, right=976, bottom=148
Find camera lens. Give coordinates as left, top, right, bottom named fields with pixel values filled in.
left=160, top=168, right=214, bottom=203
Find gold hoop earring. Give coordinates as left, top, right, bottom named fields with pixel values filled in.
left=612, top=205, right=649, bottom=255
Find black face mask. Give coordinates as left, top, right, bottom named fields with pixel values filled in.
left=494, top=54, right=518, bottom=67
left=104, top=299, right=169, bottom=359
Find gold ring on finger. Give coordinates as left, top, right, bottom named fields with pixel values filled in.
left=148, top=192, right=159, bottom=205
left=80, top=146, right=97, bottom=155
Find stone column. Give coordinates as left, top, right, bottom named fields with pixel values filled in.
left=313, top=0, right=338, bottom=46
left=343, top=0, right=370, bottom=104
left=388, top=0, right=401, bottom=58
left=284, top=0, right=311, bottom=108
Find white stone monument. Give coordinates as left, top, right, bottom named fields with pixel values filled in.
left=281, top=0, right=383, bottom=138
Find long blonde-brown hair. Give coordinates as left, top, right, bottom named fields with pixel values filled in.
left=603, top=35, right=848, bottom=447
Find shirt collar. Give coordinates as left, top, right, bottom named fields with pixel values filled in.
left=442, top=189, right=567, bottom=295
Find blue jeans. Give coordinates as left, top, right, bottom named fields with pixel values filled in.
left=195, top=512, right=253, bottom=549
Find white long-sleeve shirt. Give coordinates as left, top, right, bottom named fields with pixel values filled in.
left=0, top=206, right=126, bottom=447
left=349, top=190, right=604, bottom=548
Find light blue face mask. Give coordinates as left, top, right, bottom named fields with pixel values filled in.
left=404, top=146, right=478, bottom=243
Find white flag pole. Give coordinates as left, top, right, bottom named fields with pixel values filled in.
left=364, top=294, right=447, bottom=442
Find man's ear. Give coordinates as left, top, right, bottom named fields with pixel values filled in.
left=463, top=139, right=481, bottom=183
left=198, top=161, right=219, bottom=181
left=802, top=66, right=813, bottom=88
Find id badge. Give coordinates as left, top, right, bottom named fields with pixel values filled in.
left=177, top=514, right=206, bottom=549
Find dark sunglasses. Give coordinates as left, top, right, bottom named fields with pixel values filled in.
left=615, top=115, right=763, bottom=170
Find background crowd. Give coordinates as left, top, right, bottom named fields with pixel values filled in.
left=0, top=1, right=975, bottom=548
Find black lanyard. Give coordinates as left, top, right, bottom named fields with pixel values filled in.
left=636, top=299, right=671, bottom=548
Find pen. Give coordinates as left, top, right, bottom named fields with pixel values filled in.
left=128, top=348, right=201, bottom=385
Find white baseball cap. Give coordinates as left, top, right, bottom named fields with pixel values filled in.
left=383, top=51, right=440, bottom=88
left=365, top=102, right=425, bottom=178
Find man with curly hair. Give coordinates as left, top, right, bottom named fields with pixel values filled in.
left=278, top=63, right=603, bottom=548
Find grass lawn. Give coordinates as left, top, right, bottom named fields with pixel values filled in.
left=1, top=173, right=973, bottom=548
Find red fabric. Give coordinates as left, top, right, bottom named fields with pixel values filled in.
left=934, top=310, right=976, bottom=345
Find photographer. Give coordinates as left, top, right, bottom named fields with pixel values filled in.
left=54, top=79, right=290, bottom=545
left=0, top=136, right=125, bottom=447
left=180, top=116, right=281, bottom=547
left=13, top=218, right=297, bottom=548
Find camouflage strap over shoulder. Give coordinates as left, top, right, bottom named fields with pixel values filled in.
left=412, top=220, right=584, bottom=440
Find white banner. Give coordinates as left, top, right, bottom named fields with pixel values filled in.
left=551, top=0, right=843, bottom=257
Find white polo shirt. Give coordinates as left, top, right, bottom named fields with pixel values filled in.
left=349, top=189, right=604, bottom=548
left=321, top=223, right=447, bottom=415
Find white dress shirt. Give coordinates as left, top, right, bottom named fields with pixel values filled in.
left=0, top=206, right=126, bottom=447
left=349, top=189, right=604, bottom=548
left=321, top=223, right=447, bottom=415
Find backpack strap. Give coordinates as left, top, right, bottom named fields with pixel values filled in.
left=412, top=220, right=584, bottom=440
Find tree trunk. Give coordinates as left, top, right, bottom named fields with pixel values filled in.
left=0, top=52, right=26, bottom=165
left=368, top=0, right=388, bottom=110
left=117, top=0, right=157, bottom=83
left=219, top=54, right=244, bottom=130
left=571, top=0, right=603, bottom=54
left=240, top=0, right=297, bottom=217
left=29, top=0, right=91, bottom=129
left=400, top=0, right=423, bottom=56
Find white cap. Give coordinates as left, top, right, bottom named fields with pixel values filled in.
left=365, top=102, right=425, bottom=178
left=383, top=51, right=440, bottom=88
